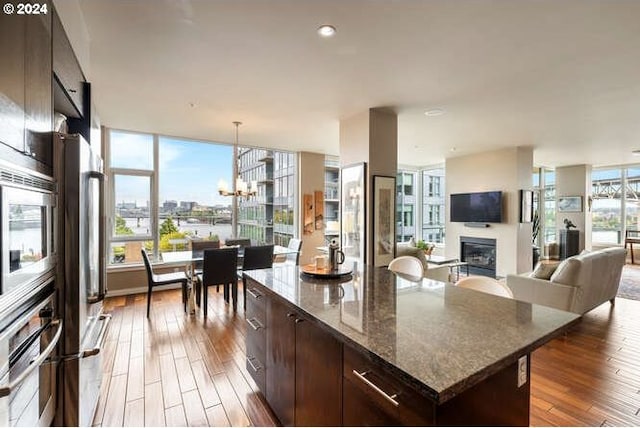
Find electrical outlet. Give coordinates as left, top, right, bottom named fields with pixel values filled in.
left=517, top=355, right=527, bottom=388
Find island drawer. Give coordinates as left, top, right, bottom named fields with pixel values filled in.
left=245, top=279, right=267, bottom=313
left=343, top=346, right=435, bottom=426
left=246, top=340, right=266, bottom=393
left=245, top=313, right=266, bottom=357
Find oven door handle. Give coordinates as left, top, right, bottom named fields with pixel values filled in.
left=61, top=313, right=111, bottom=361
left=0, top=319, right=63, bottom=398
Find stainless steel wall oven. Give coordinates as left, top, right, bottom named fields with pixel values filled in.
left=0, top=281, right=61, bottom=426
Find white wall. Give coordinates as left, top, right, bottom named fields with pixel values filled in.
left=445, top=147, right=534, bottom=276
left=556, top=165, right=593, bottom=251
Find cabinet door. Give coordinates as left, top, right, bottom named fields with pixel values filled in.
left=295, top=318, right=342, bottom=426
left=0, top=12, right=26, bottom=152
left=266, top=297, right=296, bottom=426
left=52, top=8, right=84, bottom=117
left=25, top=4, right=53, bottom=167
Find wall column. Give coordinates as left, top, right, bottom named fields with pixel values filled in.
left=297, top=152, right=326, bottom=265
left=556, top=164, right=593, bottom=251
left=339, top=108, right=398, bottom=265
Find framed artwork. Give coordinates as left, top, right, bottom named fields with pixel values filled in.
left=303, top=194, right=314, bottom=235
left=558, top=196, right=583, bottom=213
left=373, top=175, right=396, bottom=267
left=314, top=190, right=324, bottom=230
left=341, top=163, right=366, bottom=263
left=519, top=190, right=533, bottom=223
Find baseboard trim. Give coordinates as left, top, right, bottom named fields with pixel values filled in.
left=106, top=283, right=182, bottom=297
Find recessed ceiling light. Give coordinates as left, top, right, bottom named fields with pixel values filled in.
left=450, top=147, right=457, bottom=152
left=425, top=108, right=445, bottom=117
left=317, top=25, right=337, bottom=37
left=188, top=102, right=196, bottom=108
left=633, top=149, right=640, bottom=156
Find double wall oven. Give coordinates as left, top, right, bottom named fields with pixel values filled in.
left=0, top=163, right=60, bottom=427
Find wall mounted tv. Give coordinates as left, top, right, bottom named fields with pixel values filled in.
left=450, top=191, right=503, bottom=223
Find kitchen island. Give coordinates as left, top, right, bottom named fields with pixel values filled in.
left=243, top=265, right=580, bottom=426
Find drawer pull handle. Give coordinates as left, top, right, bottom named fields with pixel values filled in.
left=247, top=357, right=262, bottom=372
left=246, top=317, right=262, bottom=331
left=286, top=312, right=296, bottom=318
left=352, top=370, right=400, bottom=407
left=247, top=289, right=262, bottom=299
left=294, top=318, right=304, bottom=324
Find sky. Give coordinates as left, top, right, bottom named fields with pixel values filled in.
left=111, top=131, right=233, bottom=207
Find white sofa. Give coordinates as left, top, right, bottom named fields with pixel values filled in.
left=396, top=243, right=451, bottom=283
left=506, top=247, right=626, bottom=314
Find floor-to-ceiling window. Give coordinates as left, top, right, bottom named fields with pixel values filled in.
left=591, top=166, right=639, bottom=245
left=421, top=166, right=445, bottom=243
left=396, top=170, right=416, bottom=242
left=543, top=169, right=557, bottom=246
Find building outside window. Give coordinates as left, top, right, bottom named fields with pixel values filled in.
left=107, top=130, right=233, bottom=264
left=396, top=171, right=416, bottom=242
left=543, top=169, right=556, bottom=246
left=421, top=166, right=445, bottom=243
left=591, top=166, right=639, bottom=245
left=324, top=157, right=340, bottom=244
left=238, top=148, right=297, bottom=246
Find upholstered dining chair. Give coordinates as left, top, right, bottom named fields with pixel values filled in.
left=199, top=247, right=239, bottom=316
left=241, top=245, right=274, bottom=309
left=388, top=256, right=424, bottom=278
left=274, top=238, right=302, bottom=265
left=190, top=239, right=220, bottom=305
left=141, top=249, right=189, bottom=318
left=455, top=276, right=513, bottom=298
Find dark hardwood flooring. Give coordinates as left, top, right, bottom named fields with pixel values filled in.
left=95, top=283, right=640, bottom=427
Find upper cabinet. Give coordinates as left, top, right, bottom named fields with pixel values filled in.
left=52, top=7, right=85, bottom=119
left=25, top=8, right=53, bottom=165
left=0, top=11, right=27, bottom=153
left=0, top=1, right=53, bottom=174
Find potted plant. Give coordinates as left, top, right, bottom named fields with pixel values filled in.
left=416, top=240, right=435, bottom=257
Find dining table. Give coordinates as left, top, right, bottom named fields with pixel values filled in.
left=161, top=245, right=300, bottom=312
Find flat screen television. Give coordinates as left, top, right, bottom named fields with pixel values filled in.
left=450, top=191, right=503, bottom=223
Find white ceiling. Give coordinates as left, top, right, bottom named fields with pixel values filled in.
left=76, top=0, right=640, bottom=168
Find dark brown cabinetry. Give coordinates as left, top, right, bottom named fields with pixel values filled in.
left=52, top=8, right=85, bottom=118
left=245, top=277, right=342, bottom=427
left=0, top=2, right=53, bottom=173
left=343, top=346, right=434, bottom=426
left=245, top=283, right=267, bottom=394
left=25, top=8, right=53, bottom=166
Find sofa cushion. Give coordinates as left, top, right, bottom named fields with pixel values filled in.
left=550, top=257, right=583, bottom=286
left=530, top=261, right=560, bottom=280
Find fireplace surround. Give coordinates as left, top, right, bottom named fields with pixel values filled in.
left=460, top=236, right=497, bottom=278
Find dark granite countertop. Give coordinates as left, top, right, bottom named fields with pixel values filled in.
left=244, top=265, right=580, bottom=404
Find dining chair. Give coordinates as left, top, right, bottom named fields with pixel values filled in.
left=625, top=229, right=639, bottom=264
left=275, top=237, right=302, bottom=265
left=224, top=238, right=251, bottom=248
left=455, top=276, right=514, bottom=298
left=241, top=245, right=274, bottom=309
left=388, top=256, right=424, bottom=278
left=190, top=239, right=220, bottom=305
left=199, top=247, right=239, bottom=316
left=141, top=248, right=189, bottom=318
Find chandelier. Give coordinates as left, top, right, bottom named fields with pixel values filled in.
left=218, top=121, right=257, bottom=198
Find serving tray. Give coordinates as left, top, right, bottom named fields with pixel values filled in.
left=300, top=264, right=353, bottom=279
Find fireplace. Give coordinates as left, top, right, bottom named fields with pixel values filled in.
left=460, top=236, right=497, bottom=278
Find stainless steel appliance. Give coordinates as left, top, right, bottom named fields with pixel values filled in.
left=0, top=164, right=61, bottom=426
left=328, top=238, right=345, bottom=271
left=54, top=133, right=110, bottom=427
left=0, top=283, right=62, bottom=427
left=0, top=164, right=56, bottom=302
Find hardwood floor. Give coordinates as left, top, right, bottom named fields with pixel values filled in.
left=96, top=284, right=640, bottom=427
